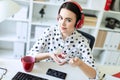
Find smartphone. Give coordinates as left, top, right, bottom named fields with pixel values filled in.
left=46, top=68, right=67, bottom=79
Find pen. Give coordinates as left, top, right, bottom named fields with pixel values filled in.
left=100, top=73, right=106, bottom=80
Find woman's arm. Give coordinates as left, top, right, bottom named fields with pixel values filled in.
left=69, top=57, right=96, bottom=79
left=35, top=53, right=50, bottom=62
left=35, top=53, right=67, bottom=65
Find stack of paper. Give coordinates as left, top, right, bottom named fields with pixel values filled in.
left=84, top=14, right=97, bottom=26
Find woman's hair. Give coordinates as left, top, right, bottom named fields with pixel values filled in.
left=58, top=2, right=82, bottom=24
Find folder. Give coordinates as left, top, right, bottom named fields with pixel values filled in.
left=16, top=22, right=28, bottom=42
left=110, top=32, right=120, bottom=50
left=13, top=42, right=25, bottom=58
left=95, top=30, right=107, bottom=48
left=103, top=31, right=112, bottom=49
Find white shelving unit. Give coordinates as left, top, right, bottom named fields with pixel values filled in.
left=0, top=0, right=120, bottom=67
left=0, top=0, right=30, bottom=59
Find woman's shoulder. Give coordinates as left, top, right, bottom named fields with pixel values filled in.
left=75, top=30, right=89, bottom=43
left=43, top=25, right=60, bottom=36
left=45, top=25, right=59, bottom=32
left=75, top=30, right=87, bottom=39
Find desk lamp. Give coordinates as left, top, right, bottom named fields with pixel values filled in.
left=0, top=0, right=21, bottom=22
left=0, top=0, right=20, bottom=79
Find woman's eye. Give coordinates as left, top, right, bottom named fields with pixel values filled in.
left=59, top=17, right=62, bottom=20
left=58, top=16, right=63, bottom=20
left=66, top=19, right=71, bottom=22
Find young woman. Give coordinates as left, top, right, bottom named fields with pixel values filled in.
left=28, top=1, right=97, bottom=79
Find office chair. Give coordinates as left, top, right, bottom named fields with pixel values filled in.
left=77, top=30, right=95, bottom=50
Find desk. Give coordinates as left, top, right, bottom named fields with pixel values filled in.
left=0, top=59, right=89, bottom=80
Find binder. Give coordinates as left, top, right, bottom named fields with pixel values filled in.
left=95, top=30, right=107, bottom=48
left=103, top=31, right=112, bottom=49
left=13, top=42, right=25, bottom=58
left=117, top=53, right=120, bottom=65
left=21, top=22, right=28, bottom=41
left=16, top=22, right=22, bottom=41
left=95, top=30, right=103, bottom=47
left=16, top=22, right=28, bottom=42
left=110, top=32, right=120, bottom=50
left=110, top=51, right=120, bottom=65
left=100, top=51, right=110, bottom=65
left=100, top=50, right=120, bottom=65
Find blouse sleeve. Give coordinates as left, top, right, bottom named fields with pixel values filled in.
left=79, top=37, right=99, bottom=80
left=28, top=28, right=50, bottom=57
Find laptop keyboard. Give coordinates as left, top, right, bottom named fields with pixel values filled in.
left=12, top=72, right=48, bottom=80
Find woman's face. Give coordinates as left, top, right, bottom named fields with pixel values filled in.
left=58, top=8, right=77, bottom=37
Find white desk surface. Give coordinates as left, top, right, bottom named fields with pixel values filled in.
left=0, top=59, right=89, bottom=80
left=97, top=64, right=120, bottom=80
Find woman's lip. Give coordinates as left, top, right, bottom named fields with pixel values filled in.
left=61, top=27, right=67, bottom=30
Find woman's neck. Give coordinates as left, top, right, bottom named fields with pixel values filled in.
left=62, top=32, right=73, bottom=40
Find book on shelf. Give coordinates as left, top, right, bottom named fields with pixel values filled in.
left=95, top=30, right=107, bottom=48
left=84, top=21, right=97, bottom=26
left=84, top=14, right=97, bottom=26
left=84, top=14, right=97, bottom=22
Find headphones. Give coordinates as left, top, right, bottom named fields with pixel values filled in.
left=58, top=1, right=84, bottom=29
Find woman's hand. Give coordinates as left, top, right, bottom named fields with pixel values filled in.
left=68, top=57, right=83, bottom=67
left=49, top=53, right=67, bottom=65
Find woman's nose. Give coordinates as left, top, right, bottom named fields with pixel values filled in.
left=61, top=20, right=66, bottom=26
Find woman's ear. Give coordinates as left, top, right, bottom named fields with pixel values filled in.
left=57, top=14, right=61, bottom=21
left=57, top=15, right=59, bottom=21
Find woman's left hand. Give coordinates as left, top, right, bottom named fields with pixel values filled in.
left=68, top=57, right=83, bottom=67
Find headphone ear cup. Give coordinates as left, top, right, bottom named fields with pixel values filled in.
left=76, top=14, right=84, bottom=29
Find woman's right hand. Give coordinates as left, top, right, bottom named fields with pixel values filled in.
left=49, top=53, right=67, bottom=65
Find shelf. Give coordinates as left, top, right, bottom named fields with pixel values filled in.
left=0, top=34, right=27, bottom=42
left=7, top=18, right=29, bottom=22
left=104, top=10, right=120, bottom=14
left=32, top=18, right=57, bottom=26
left=0, top=34, right=16, bottom=42
left=0, top=49, right=14, bottom=59
left=94, top=47, right=120, bottom=51
left=13, top=0, right=30, bottom=5
left=100, top=23, right=120, bottom=32
left=33, top=0, right=62, bottom=6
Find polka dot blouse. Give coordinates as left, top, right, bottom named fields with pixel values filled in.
left=29, top=25, right=95, bottom=69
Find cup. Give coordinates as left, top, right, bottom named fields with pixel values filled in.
left=21, top=56, right=35, bottom=72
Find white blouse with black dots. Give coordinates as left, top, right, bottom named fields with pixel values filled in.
left=28, top=26, right=96, bottom=69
